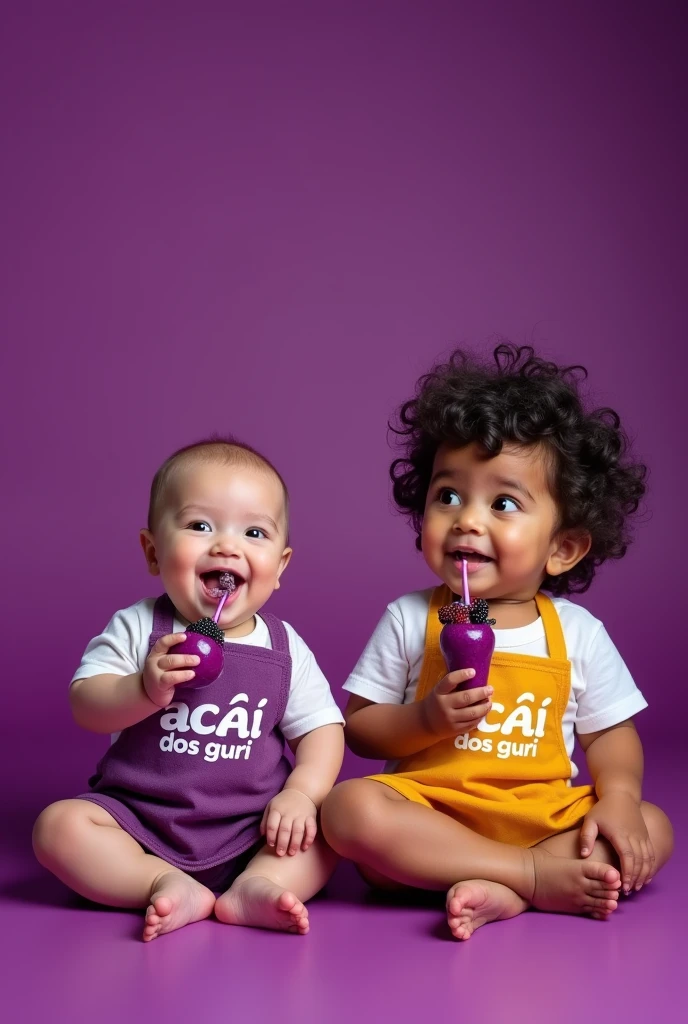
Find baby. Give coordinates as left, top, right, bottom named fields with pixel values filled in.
left=33, top=438, right=344, bottom=940
left=322, top=344, right=673, bottom=939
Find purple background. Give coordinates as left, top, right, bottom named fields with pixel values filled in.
left=1, top=3, right=686, bottom=1021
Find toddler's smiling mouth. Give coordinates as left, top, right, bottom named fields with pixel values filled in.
left=449, top=549, right=493, bottom=564
left=447, top=549, right=494, bottom=575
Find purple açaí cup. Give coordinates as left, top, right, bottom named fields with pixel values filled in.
left=173, top=573, right=235, bottom=688
left=173, top=628, right=224, bottom=687
left=438, top=598, right=495, bottom=692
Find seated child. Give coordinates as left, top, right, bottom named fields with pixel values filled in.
left=322, top=344, right=673, bottom=939
left=34, top=438, right=344, bottom=941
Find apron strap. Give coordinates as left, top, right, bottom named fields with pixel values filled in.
left=260, top=612, right=290, bottom=655
left=534, top=592, right=568, bottom=661
left=148, top=594, right=176, bottom=652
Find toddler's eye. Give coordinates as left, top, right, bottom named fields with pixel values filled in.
left=439, top=488, right=461, bottom=506
left=493, top=497, right=519, bottom=513
left=189, top=521, right=212, bottom=532
left=246, top=528, right=266, bottom=539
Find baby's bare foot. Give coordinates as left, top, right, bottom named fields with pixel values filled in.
left=446, top=880, right=528, bottom=940
left=530, top=849, right=621, bottom=918
left=142, top=871, right=215, bottom=942
left=214, top=875, right=309, bottom=934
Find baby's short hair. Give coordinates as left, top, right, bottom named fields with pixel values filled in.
left=147, top=436, right=289, bottom=534
left=390, top=343, right=647, bottom=594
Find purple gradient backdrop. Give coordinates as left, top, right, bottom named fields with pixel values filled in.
left=1, top=1, right=686, bottom=804
left=2, top=4, right=687, bottom=1022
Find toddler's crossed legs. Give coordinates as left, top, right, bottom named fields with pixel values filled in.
left=33, top=799, right=335, bottom=941
left=321, top=779, right=673, bottom=940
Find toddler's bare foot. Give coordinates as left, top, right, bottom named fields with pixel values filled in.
left=142, top=871, right=215, bottom=942
left=530, top=849, right=620, bottom=919
left=446, top=880, right=529, bottom=940
left=214, top=875, right=309, bottom=934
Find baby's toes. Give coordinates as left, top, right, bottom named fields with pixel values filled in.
left=143, top=912, right=161, bottom=941
left=275, top=889, right=308, bottom=928
left=586, top=862, right=621, bottom=887
left=447, top=918, right=470, bottom=941
left=284, top=895, right=309, bottom=933
left=591, top=904, right=617, bottom=920
left=151, top=895, right=174, bottom=917
left=589, top=887, right=619, bottom=901
left=145, top=906, right=161, bottom=927
left=446, top=883, right=461, bottom=906
left=447, top=897, right=462, bottom=918
left=587, top=896, right=619, bottom=915
left=601, top=867, right=621, bottom=887
left=277, top=890, right=300, bottom=914
left=288, top=918, right=310, bottom=935
left=289, top=901, right=307, bottom=925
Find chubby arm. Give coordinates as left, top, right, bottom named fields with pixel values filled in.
left=70, top=673, right=157, bottom=733
left=578, top=719, right=653, bottom=891
left=579, top=719, right=643, bottom=802
left=344, top=693, right=433, bottom=758
left=285, top=724, right=345, bottom=806
left=70, top=632, right=199, bottom=734
left=261, top=724, right=344, bottom=856
left=344, top=672, right=493, bottom=760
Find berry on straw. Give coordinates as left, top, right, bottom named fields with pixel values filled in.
left=439, top=602, right=471, bottom=624
left=186, top=617, right=225, bottom=645
left=469, top=598, right=496, bottom=625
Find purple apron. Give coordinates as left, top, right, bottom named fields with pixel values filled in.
left=78, top=595, right=292, bottom=871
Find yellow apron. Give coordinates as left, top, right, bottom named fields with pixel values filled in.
left=368, top=586, right=596, bottom=847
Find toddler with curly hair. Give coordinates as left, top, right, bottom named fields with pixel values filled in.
left=322, top=344, right=673, bottom=939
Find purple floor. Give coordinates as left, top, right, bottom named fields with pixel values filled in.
left=3, top=747, right=685, bottom=1024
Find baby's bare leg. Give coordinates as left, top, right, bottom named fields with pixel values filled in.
left=214, top=834, right=337, bottom=934
left=322, top=780, right=620, bottom=919
left=32, top=799, right=215, bottom=941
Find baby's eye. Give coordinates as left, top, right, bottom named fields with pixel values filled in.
left=189, top=521, right=212, bottom=532
left=492, top=497, right=519, bottom=513
left=439, top=488, right=461, bottom=506
left=245, top=528, right=267, bottom=539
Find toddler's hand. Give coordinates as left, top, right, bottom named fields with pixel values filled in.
left=579, top=792, right=656, bottom=894
left=421, top=672, right=493, bottom=740
left=142, top=633, right=200, bottom=708
left=260, top=789, right=318, bottom=857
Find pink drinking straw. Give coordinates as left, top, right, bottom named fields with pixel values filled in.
left=462, top=557, right=470, bottom=607
left=212, top=573, right=235, bottom=622
left=213, top=590, right=229, bottom=623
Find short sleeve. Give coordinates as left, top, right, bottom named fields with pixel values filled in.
left=279, top=624, right=345, bottom=741
left=342, top=604, right=410, bottom=704
left=575, top=623, right=648, bottom=734
left=71, top=604, right=149, bottom=683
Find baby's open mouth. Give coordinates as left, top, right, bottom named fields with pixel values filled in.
left=200, top=571, right=244, bottom=596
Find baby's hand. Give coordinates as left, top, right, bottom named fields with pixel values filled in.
left=260, top=789, right=318, bottom=857
left=580, top=792, right=656, bottom=894
left=422, top=672, right=493, bottom=740
left=142, top=633, right=199, bottom=708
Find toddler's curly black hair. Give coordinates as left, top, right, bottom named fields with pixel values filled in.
left=390, top=343, right=647, bottom=594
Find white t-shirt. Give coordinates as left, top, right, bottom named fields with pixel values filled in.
left=343, top=589, right=647, bottom=778
left=72, top=599, right=344, bottom=742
